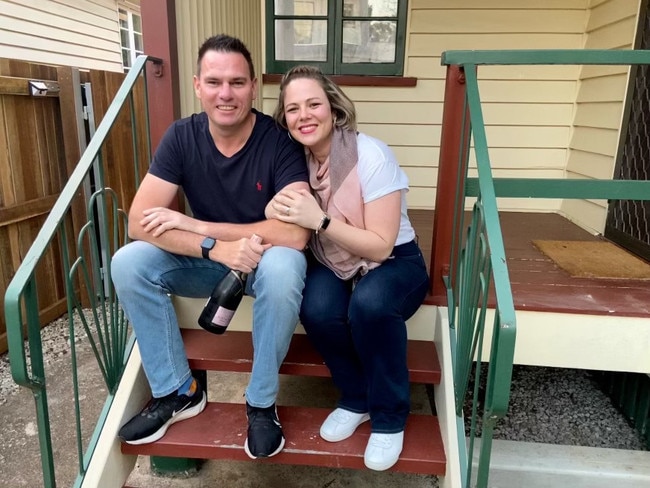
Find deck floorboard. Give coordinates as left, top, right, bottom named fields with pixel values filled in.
left=409, top=210, right=650, bottom=317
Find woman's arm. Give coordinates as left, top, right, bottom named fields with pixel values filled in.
left=270, top=188, right=401, bottom=262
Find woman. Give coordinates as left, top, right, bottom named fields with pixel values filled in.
left=268, top=65, right=429, bottom=471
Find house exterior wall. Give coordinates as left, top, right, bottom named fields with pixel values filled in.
left=562, top=0, right=641, bottom=233
left=0, top=0, right=124, bottom=72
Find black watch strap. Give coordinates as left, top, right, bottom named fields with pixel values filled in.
left=201, top=237, right=216, bottom=259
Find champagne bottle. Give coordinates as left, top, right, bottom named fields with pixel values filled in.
left=198, top=234, right=262, bottom=334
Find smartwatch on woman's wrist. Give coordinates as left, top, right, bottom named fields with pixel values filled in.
left=315, top=214, right=331, bottom=235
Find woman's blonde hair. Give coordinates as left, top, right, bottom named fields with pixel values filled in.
left=273, top=65, right=357, bottom=131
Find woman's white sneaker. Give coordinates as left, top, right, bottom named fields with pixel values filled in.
left=320, top=408, right=370, bottom=442
left=363, top=431, right=404, bottom=471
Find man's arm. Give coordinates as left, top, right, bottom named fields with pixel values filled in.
left=130, top=175, right=309, bottom=266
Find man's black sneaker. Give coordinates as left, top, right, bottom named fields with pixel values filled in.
left=118, top=379, right=207, bottom=445
left=244, top=402, right=285, bottom=459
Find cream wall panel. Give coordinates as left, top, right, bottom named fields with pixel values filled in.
left=360, top=124, right=440, bottom=147
left=573, top=101, right=623, bottom=129
left=485, top=126, right=570, bottom=149
left=0, top=46, right=121, bottom=72
left=584, top=17, right=638, bottom=48
left=561, top=199, right=608, bottom=233
left=392, top=146, right=439, bottom=167
left=478, top=65, right=582, bottom=81
left=570, top=127, right=620, bottom=158
left=580, top=65, right=628, bottom=78
left=175, top=0, right=262, bottom=117
left=356, top=101, right=440, bottom=125
left=0, top=0, right=122, bottom=71
left=562, top=0, right=640, bottom=231
left=477, top=80, right=577, bottom=103
left=405, top=167, right=437, bottom=187
left=576, top=74, right=628, bottom=102
left=587, top=0, right=638, bottom=30
left=407, top=187, right=436, bottom=209
left=409, top=33, right=584, bottom=56
left=0, top=17, right=117, bottom=52
left=1, top=1, right=119, bottom=38
left=564, top=150, right=617, bottom=179
left=410, top=0, right=588, bottom=10
left=482, top=103, right=574, bottom=126
left=469, top=148, right=568, bottom=170
left=411, top=10, right=585, bottom=34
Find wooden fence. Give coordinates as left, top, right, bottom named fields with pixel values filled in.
left=0, top=59, right=149, bottom=354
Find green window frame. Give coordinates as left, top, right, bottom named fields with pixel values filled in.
left=265, top=0, right=408, bottom=76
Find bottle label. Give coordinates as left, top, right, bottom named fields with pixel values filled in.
left=212, top=306, right=236, bottom=326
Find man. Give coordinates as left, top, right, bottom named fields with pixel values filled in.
left=112, top=34, right=310, bottom=459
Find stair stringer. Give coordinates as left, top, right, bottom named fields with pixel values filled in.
left=434, top=306, right=463, bottom=488
left=80, top=345, right=150, bottom=488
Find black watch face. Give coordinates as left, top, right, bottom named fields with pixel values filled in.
left=202, top=237, right=216, bottom=250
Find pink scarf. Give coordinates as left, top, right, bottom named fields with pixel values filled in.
left=308, top=128, right=380, bottom=280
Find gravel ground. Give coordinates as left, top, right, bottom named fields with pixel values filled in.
left=0, top=311, right=647, bottom=487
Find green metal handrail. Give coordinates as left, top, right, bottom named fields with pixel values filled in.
left=442, top=49, right=650, bottom=488
left=4, top=54, right=159, bottom=488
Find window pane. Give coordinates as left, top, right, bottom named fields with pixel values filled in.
left=132, top=14, right=142, bottom=32
left=120, top=29, right=130, bottom=47
left=344, top=0, right=397, bottom=17
left=275, top=0, right=327, bottom=16
left=134, top=33, right=143, bottom=52
left=275, top=19, right=327, bottom=61
left=342, top=20, right=396, bottom=63
left=122, top=49, right=131, bottom=68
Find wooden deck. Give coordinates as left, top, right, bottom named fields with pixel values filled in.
left=408, top=210, right=650, bottom=318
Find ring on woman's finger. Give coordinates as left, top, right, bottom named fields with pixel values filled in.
left=285, top=206, right=291, bottom=215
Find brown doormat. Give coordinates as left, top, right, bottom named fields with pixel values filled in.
left=532, top=240, right=650, bottom=280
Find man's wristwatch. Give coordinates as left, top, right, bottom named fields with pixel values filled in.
left=201, top=237, right=216, bottom=259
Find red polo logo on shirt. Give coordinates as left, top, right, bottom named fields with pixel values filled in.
left=256, top=181, right=262, bottom=191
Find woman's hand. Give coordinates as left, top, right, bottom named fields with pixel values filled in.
left=271, top=189, right=324, bottom=230
left=140, top=207, right=201, bottom=237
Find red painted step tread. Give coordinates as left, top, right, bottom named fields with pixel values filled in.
left=121, top=402, right=446, bottom=475
left=182, top=329, right=441, bottom=384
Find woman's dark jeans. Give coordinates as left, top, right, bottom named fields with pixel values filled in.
left=299, top=240, right=429, bottom=433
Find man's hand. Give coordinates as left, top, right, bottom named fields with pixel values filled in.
left=141, top=207, right=202, bottom=237
left=217, top=236, right=270, bottom=274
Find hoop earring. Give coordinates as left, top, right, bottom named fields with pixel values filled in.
left=287, top=130, right=293, bottom=142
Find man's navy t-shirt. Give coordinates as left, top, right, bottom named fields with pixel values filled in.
left=149, top=109, right=308, bottom=224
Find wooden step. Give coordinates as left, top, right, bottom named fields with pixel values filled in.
left=182, top=328, right=441, bottom=384
left=121, top=402, right=446, bottom=475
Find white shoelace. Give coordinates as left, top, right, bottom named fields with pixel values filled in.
left=368, top=433, right=393, bottom=448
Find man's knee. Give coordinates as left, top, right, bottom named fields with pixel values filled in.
left=256, top=247, right=306, bottom=281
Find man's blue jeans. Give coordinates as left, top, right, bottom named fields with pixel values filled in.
left=299, top=240, right=429, bottom=433
left=111, top=240, right=306, bottom=407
